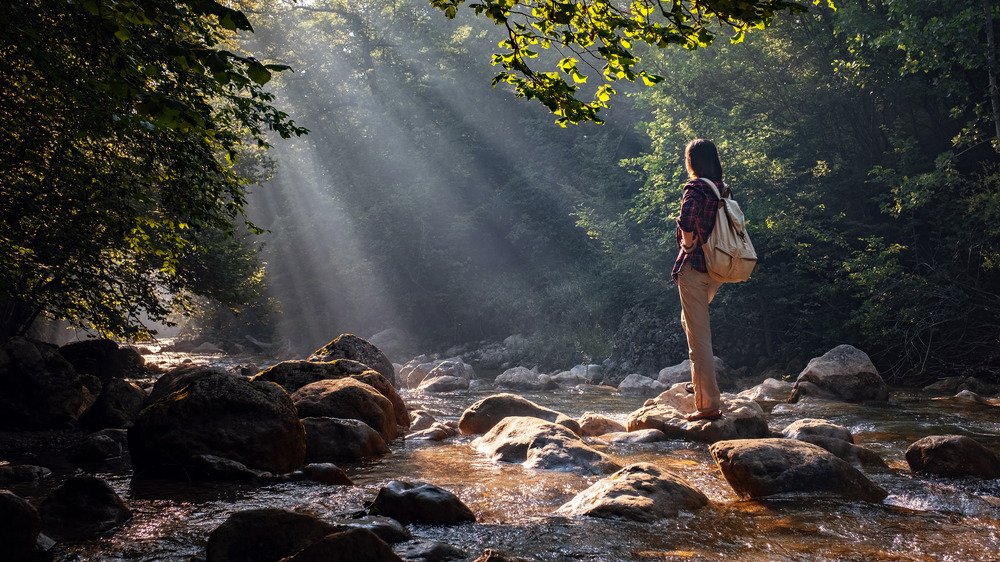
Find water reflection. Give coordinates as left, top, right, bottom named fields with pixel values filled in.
left=43, top=384, right=1000, bottom=561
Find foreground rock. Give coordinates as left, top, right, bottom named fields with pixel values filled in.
left=129, top=370, right=306, bottom=477
left=783, top=418, right=886, bottom=469
left=0, top=336, right=93, bottom=429
left=0, top=490, right=42, bottom=561
left=473, top=416, right=620, bottom=475
left=458, top=393, right=581, bottom=435
left=308, top=334, right=397, bottom=388
left=39, top=475, right=132, bottom=539
left=279, top=528, right=402, bottom=562
left=253, top=360, right=408, bottom=428
left=710, top=438, right=888, bottom=502
left=625, top=383, right=769, bottom=443
left=292, top=379, right=398, bottom=441
left=557, top=462, right=708, bottom=521
left=789, top=345, right=889, bottom=403
left=80, top=377, right=147, bottom=430
left=207, top=508, right=344, bottom=562
left=905, top=435, right=1000, bottom=479
left=368, top=480, right=476, bottom=525
left=302, top=417, right=389, bottom=461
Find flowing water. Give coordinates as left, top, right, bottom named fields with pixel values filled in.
left=10, top=362, right=1000, bottom=562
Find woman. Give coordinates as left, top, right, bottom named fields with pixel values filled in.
left=672, top=138, right=727, bottom=421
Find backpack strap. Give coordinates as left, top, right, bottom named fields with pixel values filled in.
left=700, top=178, right=723, bottom=200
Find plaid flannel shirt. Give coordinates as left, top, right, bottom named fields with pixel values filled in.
left=671, top=177, right=726, bottom=283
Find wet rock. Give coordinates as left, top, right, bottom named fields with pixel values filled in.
left=710, top=438, right=888, bottom=502
left=578, top=412, right=626, bottom=436
left=189, top=454, right=266, bottom=480
left=789, top=345, right=888, bottom=403
left=793, top=435, right=888, bottom=469
left=474, top=549, right=529, bottom=562
left=557, top=462, right=708, bottom=521
left=905, top=435, right=1000, bottom=479
left=309, top=334, right=397, bottom=388
left=68, top=429, right=126, bottom=463
left=0, top=490, right=42, bottom=561
left=368, top=480, right=475, bottom=525
left=278, top=528, right=402, bottom=562
left=297, top=463, right=354, bottom=486
left=458, top=393, right=581, bottom=435
left=399, top=356, right=435, bottom=388
left=340, top=516, right=410, bottom=544
left=57, top=338, right=145, bottom=383
left=0, top=336, right=93, bottom=429
left=0, top=464, right=51, bottom=485
left=738, top=378, right=795, bottom=402
left=206, top=508, right=344, bottom=562
left=147, top=364, right=226, bottom=402
left=943, top=390, right=991, bottom=405
left=418, top=375, right=470, bottom=393
left=617, top=374, right=667, bottom=397
left=473, top=416, right=620, bottom=475
left=292, top=379, right=398, bottom=442
left=38, top=475, right=132, bottom=539
left=408, top=422, right=459, bottom=441
left=625, top=383, right=769, bottom=443
left=129, top=370, right=306, bottom=477
left=302, top=417, right=389, bottom=461
left=253, top=360, right=409, bottom=428
left=607, top=429, right=666, bottom=444
left=782, top=418, right=854, bottom=443
left=494, top=366, right=556, bottom=391
left=80, top=377, right=148, bottom=429
left=398, top=540, right=467, bottom=561
left=410, top=410, right=437, bottom=431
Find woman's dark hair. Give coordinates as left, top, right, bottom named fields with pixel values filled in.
left=685, top=138, right=723, bottom=180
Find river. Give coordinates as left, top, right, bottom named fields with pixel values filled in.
left=10, top=355, right=1000, bottom=561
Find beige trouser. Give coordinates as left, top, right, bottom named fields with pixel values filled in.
left=677, top=263, right=724, bottom=413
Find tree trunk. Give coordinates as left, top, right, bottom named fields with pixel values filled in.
left=984, top=0, right=1000, bottom=146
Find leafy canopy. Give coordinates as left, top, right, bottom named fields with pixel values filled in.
left=430, top=0, right=830, bottom=125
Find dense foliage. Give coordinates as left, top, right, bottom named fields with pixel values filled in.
left=0, top=0, right=305, bottom=340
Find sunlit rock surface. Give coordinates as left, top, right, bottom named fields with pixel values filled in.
left=782, top=418, right=854, bottom=443
left=0, top=490, right=41, bottom=561
left=291, top=378, right=398, bottom=441
left=206, top=508, right=345, bottom=562
left=558, top=462, right=708, bottom=521
left=308, top=334, right=397, bottom=388
left=578, top=412, right=626, bottom=436
left=38, top=475, right=132, bottom=540
left=417, top=374, right=470, bottom=393
left=905, top=435, right=1000, bottom=479
left=782, top=418, right=887, bottom=469
left=657, top=357, right=732, bottom=388
left=494, top=366, right=557, bottom=391
left=368, top=480, right=476, bottom=525
left=473, top=416, right=620, bottom=475
left=625, top=383, right=769, bottom=443
left=738, top=377, right=795, bottom=402
left=458, top=393, right=581, bottom=435
left=710, top=438, right=888, bottom=502
left=302, top=417, right=389, bottom=461
left=789, top=345, right=889, bottom=403
left=0, top=336, right=93, bottom=429
left=617, top=373, right=667, bottom=397
left=129, top=370, right=306, bottom=476
left=253, top=360, right=409, bottom=428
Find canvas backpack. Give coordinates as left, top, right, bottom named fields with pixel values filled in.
left=699, top=178, right=757, bottom=283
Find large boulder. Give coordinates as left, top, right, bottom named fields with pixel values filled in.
left=253, top=360, right=408, bottom=428
left=147, top=364, right=225, bottom=402
left=473, top=416, right=620, bottom=475
left=625, top=383, right=769, bottom=443
left=493, top=366, right=556, bottom=391
left=368, top=480, right=476, bottom=525
left=79, top=377, right=148, bottom=430
left=278, top=528, right=403, bottom=562
left=710, top=438, right=888, bottom=502
left=57, top=338, right=145, bottom=384
left=0, top=336, right=93, bottom=429
left=291, top=378, right=398, bottom=441
left=308, top=334, right=397, bottom=388
left=206, top=508, right=344, bottom=562
left=0, top=490, right=42, bottom=561
left=789, top=345, right=889, bottom=403
left=557, top=462, right=708, bottom=521
left=617, top=374, right=667, bottom=397
left=905, top=435, right=1000, bottom=479
left=129, top=371, right=306, bottom=477
left=458, top=393, right=581, bottom=435
left=782, top=419, right=887, bottom=469
left=38, top=475, right=132, bottom=539
left=302, top=417, right=389, bottom=461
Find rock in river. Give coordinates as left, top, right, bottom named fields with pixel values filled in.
left=292, top=378, right=398, bottom=442
left=458, top=393, right=581, bottom=435
left=558, top=462, right=708, bottom=521
left=626, top=383, right=769, bottom=443
left=905, top=435, right=1000, bottom=479
left=473, top=416, right=620, bottom=475
left=789, top=344, right=889, bottom=403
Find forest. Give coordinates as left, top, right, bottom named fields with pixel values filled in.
left=3, top=0, right=999, bottom=386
